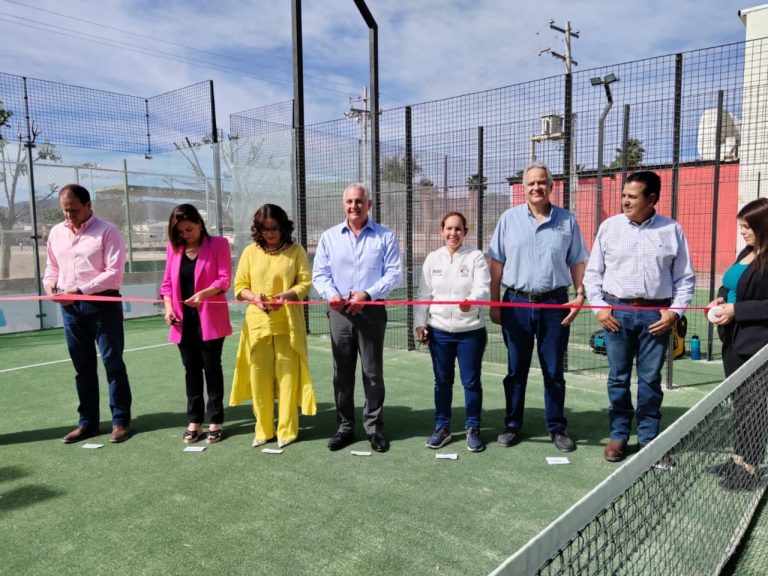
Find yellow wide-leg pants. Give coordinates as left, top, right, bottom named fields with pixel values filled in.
left=249, top=334, right=299, bottom=444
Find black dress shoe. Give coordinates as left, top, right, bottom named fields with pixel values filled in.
left=497, top=427, right=520, bottom=447
left=368, top=432, right=390, bottom=453
left=550, top=430, right=576, bottom=453
left=328, top=431, right=355, bottom=451
left=720, top=466, right=759, bottom=492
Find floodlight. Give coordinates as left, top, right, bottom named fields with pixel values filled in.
left=603, top=73, right=618, bottom=84
left=590, top=77, right=602, bottom=86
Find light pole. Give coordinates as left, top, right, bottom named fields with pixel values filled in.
left=591, top=73, right=618, bottom=227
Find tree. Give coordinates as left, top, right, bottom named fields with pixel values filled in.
left=174, top=134, right=287, bottom=248
left=466, top=173, right=487, bottom=192
left=380, top=155, right=422, bottom=184
left=609, top=138, right=645, bottom=169
left=0, top=100, right=62, bottom=278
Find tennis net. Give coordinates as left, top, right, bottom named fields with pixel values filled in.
left=491, top=344, right=768, bottom=576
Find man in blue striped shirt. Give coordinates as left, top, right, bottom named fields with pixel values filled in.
left=313, top=182, right=402, bottom=453
left=488, top=162, right=589, bottom=453
left=584, top=170, right=695, bottom=463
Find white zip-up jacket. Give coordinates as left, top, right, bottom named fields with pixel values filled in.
left=414, top=245, right=490, bottom=333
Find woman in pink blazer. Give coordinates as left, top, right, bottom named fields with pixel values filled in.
left=160, top=204, right=232, bottom=444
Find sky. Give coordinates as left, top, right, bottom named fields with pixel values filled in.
left=0, top=0, right=757, bottom=128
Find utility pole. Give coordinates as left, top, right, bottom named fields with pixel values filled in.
left=541, top=20, right=579, bottom=212
left=345, top=86, right=370, bottom=183
left=545, top=20, right=579, bottom=73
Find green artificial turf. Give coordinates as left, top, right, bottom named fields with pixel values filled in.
left=0, top=316, right=724, bottom=575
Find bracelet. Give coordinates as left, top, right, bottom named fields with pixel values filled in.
left=575, top=290, right=586, bottom=297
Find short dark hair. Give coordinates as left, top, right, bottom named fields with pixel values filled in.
left=59, top=184, right=91, bottom=205
left=167, top=204, right=210, bottom=248
left=626, top=171, right=661, bottom=201
left=251, top=204, right=294, bottom=248
left=738, top=197, right=768, bottom=269
left=441, top=211, right=468, bottom=230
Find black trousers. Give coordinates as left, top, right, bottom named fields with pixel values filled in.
left=178, top=309, right=225, bottom=424
left=723, top=343, right=767, bottom=466
left=328, top=305, right=387, bottom=435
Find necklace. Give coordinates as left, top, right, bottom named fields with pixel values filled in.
left=263, top=242, right=288, bottom=255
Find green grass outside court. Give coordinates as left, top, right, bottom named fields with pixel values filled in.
left=0, top=316, right=725, bottom=575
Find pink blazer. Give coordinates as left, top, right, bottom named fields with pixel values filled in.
left=160, top=235, right=233, bottom=343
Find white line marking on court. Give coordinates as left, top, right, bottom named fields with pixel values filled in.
left=0, top=342, right=172, bottom=374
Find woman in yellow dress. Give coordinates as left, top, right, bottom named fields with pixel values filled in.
left=230, top=204, right=316, bottom=447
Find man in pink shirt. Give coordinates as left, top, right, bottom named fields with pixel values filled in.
left=43, top=184, right=133, bottom=444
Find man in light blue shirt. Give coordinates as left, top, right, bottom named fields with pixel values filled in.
left=313, top=182, right=402, bottom=453
left=488, top=162, right=588, bottom=452
left=584, top=170, right=695, bottom=463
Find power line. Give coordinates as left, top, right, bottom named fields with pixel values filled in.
left=0, top=0, right=408, bottom=105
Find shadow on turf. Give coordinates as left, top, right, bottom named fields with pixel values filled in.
left=0, top=401, right=694, bottom=449
left=0, top=484, right=62, bottom=512
left=0, top=411, right=186, bottom=445
left=377, top=404, right=693, bottom=448
left=219, top=402, right=695, bottom=448
left=0, top=465, right=28, bottom=483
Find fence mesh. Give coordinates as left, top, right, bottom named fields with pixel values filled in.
left=0, top=73, right=213, bottom=155
left=491, top=344, right=768, bottom=575
left=3, top=39, right=768, bottom=387
left=225, top=38, right=767, bottom=383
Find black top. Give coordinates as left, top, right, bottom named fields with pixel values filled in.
left=718, top=246, right=768, bottom=355
left=180, top=252, right=197, bottom=302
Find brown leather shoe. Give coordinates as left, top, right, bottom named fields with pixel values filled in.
left=62, top=425, right=98, bottom=444
left=604, top=439, right=628, bottom=462
left=109, top=425, right=131, bottom=444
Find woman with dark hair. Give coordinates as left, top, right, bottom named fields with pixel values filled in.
left=414, top=212, right=489, bottom=452
left=706, top=197, right=768, bottom=490
left=230, top=204, right=316, bottom=448
left=160, top=203, right=232, bottom=444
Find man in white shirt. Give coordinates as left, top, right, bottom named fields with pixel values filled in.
left=584, top=171, right=695, bottom=462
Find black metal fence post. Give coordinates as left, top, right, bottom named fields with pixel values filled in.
left=210, top=81, right=224, bottom=235
left=405, top=106, right=415, bottom=351
left=477, top=126, right=484, bottom=251
left=563, top=72, right=572, bottom=211
left=666, top=54, right=684, bottom=387
left=22, top=77, right=44, bottom=330
left=707, top=91, right=725, bottom=362
left=621, top=104, right=630, bottom=186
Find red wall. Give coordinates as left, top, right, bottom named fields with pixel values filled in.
left=511, top=164, right=740, bottom=275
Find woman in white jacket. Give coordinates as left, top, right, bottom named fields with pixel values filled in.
left=415, top=212, right=490, bottom=452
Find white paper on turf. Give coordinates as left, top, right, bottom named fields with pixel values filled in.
left=546, top=456, right=570, bottom=465
left=82, top=443, right=104, bottom=449
left=436, top=453, right=458, bottom=460
left=184, top=445, right=206, bottom=452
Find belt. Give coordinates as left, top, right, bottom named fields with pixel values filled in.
left=93, top=289, right=121, bottom=297
left=507, top=286, right=568, bottom=303
left=603, top=293, right=671, bottom=307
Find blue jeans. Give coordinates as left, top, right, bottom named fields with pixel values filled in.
left=61, top=300, right=132, bottom=428
left=603, top=299, right=669, bottom=445
left=428, top=326, right=486, bottom=429
left=501, top=288, right=569, bottom=433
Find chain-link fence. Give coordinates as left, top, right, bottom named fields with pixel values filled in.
left=3, top=38, right=766, bottom=387
left=226, top=38, right=766, bottom=386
